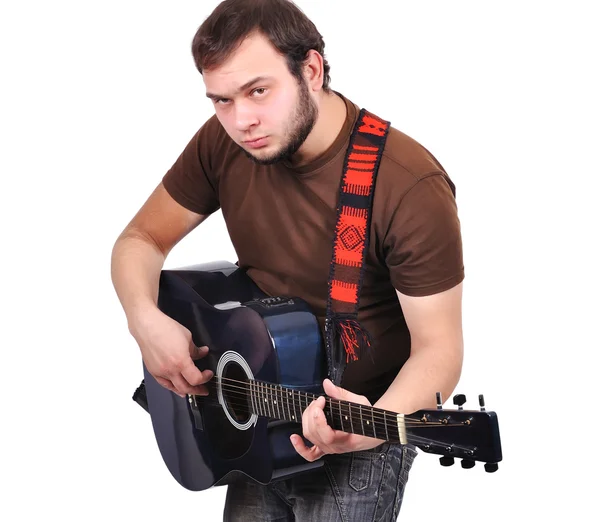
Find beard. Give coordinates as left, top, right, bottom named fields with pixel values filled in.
left=241, top=79, right=318, bottom=166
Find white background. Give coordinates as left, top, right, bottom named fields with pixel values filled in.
left=1, top=1, right=599, bottom=520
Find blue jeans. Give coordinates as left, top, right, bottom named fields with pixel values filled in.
left=223, top=443, right=418, bottom=521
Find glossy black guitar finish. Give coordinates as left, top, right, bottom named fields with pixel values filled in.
left=134, top=261, right=503, bottom=491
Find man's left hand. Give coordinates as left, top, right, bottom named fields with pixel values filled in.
left=290, top=379, right=384, bottom=462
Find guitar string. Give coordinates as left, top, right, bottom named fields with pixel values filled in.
left=211, top=376, right=459, bottom=425
left=204, top=377, right=461, bottom=427
left=193, top=388, right=469, bottom=449
left=190, top=378, right=470, bottom=433
left=202, top=391, right=467, bottom=433
left=203, top=378, right=425, bottom=426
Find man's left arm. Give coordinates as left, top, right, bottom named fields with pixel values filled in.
left=291, top=283, right=464, bottom=460
left=374, top=283, right=464, bottom=415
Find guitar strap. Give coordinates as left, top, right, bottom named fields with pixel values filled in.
left=324, top=109, right=391, bottom=386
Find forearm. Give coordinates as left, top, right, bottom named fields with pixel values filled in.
left=374, top=342, right=463, bottom=415
left=110, top=230, right=166, bottom=332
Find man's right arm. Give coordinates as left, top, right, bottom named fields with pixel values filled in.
left=111, top=181, right=213, bottom=396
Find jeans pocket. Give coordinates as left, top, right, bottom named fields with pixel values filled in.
left=348, top=450, right=376, bottom=492
left=399, top=444, right=418, bottom=487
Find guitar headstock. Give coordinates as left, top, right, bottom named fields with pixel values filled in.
left=405, top=393, right=502, bottom=472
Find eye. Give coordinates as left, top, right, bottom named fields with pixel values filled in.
left=215, top=98, right=231, bottom=105
left=251, top=88, right=267, bottom=97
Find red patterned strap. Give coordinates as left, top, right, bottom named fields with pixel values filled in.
left=324, top=109, right=391, bottom=384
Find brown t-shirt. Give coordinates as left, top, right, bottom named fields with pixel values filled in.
left=162, top=93, right=464, bottom=403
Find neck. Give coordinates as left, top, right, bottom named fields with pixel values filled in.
left=248, top=378, right=407, bottom=444
left=289, top=91, right=347, bottom=167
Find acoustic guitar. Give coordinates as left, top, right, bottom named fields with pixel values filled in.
left=132, top=261, right=502, bottom=491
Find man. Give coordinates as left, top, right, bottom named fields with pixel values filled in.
left=111, top=0, right=464, bottom=520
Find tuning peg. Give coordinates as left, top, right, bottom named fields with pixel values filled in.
left=436, top=392, right=443, bottom=410
left=479, top=394, right=486, bottom=411
left=484, top=462, right=499, bottom=473
left=461, top=459, right=475, bottom=469
left=453, top=394, right=466, bottom=410
left=439, top=456, right=455, bottom=467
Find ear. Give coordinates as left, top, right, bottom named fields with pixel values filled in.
left=303, top=49, right=325, bottom=92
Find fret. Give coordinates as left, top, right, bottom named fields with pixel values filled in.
left=297, top=392, right=304, bottom=419
left=277, top=385, right=284, bottom=420
left=277, top=385, right=284, bottom=421
left=247, top=381, right=253, bottom=414
left=265, top=383, right=271, bottom=417
left=332, top=400, right=341, bottom=430
left=252, top=381, right=259, bottom=416
left=342, top=402, right=354, bottom=434
left=383, top=410, right=389, bottom=441
left=278, top=385, right=284, bottom=421
left=359, top=404, right=365, bottom=436
left=249, top=381, right=257, bottom=416
left=271, top=385, right=280, bottom=420
left=256, top=382, right=265, bottom=417
left=370, top=407, right=377, bottom=438
left=294, top=390, right=303, bottom=422
left=277, top=384, right=289, bottom=420
left=271, top=384, right=277, bottom=419
left=338, top=400, right=344, bottom=432
left=262, top=382, right=272, bottom=418
left=324, top=399, right=335, bottom=429
left=256, top=382, right=262, bottom=416
left=255, top=382, right=261, bottom=416
left=285, top=387, right=292, bottom=422
left=266, top=384, right=277, bottom=419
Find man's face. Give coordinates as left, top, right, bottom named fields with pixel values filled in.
left=203, top=32, right=317, bottom=165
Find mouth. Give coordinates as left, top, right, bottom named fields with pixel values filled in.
left=243, top=136, right=269, bottom=149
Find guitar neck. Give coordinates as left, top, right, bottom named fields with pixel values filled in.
left=249, top=380, right=406, bottom=444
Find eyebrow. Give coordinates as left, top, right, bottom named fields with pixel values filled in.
left=206, top=76, right=271, bottom=100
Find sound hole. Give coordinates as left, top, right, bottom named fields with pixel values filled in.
left=222, top=361, right=252, bottom=424
left=204, top=359, right=255, bottom=461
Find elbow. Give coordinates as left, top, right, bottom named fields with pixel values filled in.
left=114, top=225, right=169, bottom=258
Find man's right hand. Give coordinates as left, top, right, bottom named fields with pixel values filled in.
left=130, top=307, right=214, bottom=398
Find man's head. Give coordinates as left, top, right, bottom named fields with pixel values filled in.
left=191, top=0, right=331, bottom=164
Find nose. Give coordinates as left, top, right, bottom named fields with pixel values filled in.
left=233, top=101, right=259, bottom=132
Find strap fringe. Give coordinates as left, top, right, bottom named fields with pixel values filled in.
left=332, top=317, right=373, bottom=363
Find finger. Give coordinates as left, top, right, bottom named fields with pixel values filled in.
left=156, top=376, right=185, bottom=398
left=303, top=397, right=335, bottom=452
left=290, top=435, right=325, bottom=462
left=323, top=378, right=349, bottom=400
left=301, top=397, right=324, bottom=430
left=323, top=378, right=370, bottom=406
left=170, top=373, right=207, bottom=397
left=190, top=344, right=209, bottom=360
left=181, top=360, right=214, bottom=387
left=310, top=397, right=337, bottom=446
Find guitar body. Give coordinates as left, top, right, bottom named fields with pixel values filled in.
left=135, top=262, right=504, bottom=490
left=142, top=261, right=326, bottom=491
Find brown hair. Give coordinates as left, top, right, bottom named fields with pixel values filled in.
left=191, top=0, right=331, bottom=92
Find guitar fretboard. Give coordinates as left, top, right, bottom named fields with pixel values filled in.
left=249, top=380, right=405, bottom=444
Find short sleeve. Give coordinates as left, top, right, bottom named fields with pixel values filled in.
left=383, top=173, right=464, bottom=296
left=162, top=119, right=221, bottom=215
